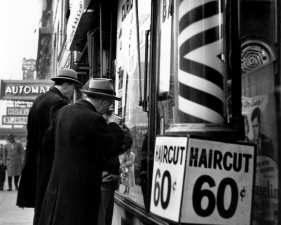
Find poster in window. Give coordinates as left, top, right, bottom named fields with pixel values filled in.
left=242, top=94, right=278, bottom=225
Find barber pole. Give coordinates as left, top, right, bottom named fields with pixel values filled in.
left=177, top=0, right=225, bottom=123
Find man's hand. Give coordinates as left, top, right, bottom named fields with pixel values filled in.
left=108, top=114, right=121, bottom=125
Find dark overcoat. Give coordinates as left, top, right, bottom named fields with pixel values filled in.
left=38, top=99, right=123, bottom=225
left=17, top=87, right=67, bottom=208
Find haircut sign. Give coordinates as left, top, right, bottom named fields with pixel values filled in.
left=150, top=136, right=256, bottom=225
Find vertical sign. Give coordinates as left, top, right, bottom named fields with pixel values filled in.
left=150, top=136, right=188, bottom=222
left=159, top=0, right=172, bottom=94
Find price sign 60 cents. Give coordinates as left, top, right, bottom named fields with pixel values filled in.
left=150, top=136, right=188, bottom=222
left=181, top=138, right=256, bottom=225
left=150, top=136, right=256, bottom=225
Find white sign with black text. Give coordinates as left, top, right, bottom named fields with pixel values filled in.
left=150, top=136, right=256, bottom=225
left=181, top=138, right=256, bottom=225
left=150, top=136, right=188, bottom=222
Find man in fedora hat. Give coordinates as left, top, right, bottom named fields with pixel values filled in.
left=38, top=78, right=123, bottom=225
left=3, top=134, right=25, bottom=191
left=17, top=68, right=81, bottom=225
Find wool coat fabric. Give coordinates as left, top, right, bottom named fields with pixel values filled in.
left=3, top=141, right=25, bottom=177
left=38, top=99, right=123, bottom=225
left=17, top=87, right=68, bottom=209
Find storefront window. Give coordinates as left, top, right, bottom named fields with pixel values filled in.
left=115, top=0, right=151, bottom=208
left=156, top=0, right=279, bottom=224
left=240, top=1, right=279, bottom=224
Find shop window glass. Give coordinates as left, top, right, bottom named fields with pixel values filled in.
left=115, top=0, right=151, bottom=208
left=240, top=1, right=279, bottom=224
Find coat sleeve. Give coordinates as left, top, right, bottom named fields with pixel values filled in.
left=3, top=145, right=7, bottom=165
left=18, top=142, right=25, bottom=164
left=42, top=112, right=57, bottom=159
left=89, top=116, right=124, bottom=158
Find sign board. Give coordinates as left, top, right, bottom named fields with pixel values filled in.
left=0, top=80, right=53, bottom=101
left=150, top=136, right=188, bottom=222
left=150, top=136, right=256, bottom=225
left=2, top=116, right=28, bottom=125
left=7, top=108, right=29, bottom=116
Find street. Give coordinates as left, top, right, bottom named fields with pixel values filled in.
left=0, top=182, right=33, bottom=225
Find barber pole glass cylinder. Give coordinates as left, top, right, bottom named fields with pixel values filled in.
left=176, top=0, right=226, bottom=123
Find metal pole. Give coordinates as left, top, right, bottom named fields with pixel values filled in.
left=230, top=0, right=244, bottom=140
left=134, top=0, right=143, bottom=106
left=108, top=9, right=113, bottom=79
left=99, top=2, right=103, bottom=78
left=143, top=30, right=150, bottom=112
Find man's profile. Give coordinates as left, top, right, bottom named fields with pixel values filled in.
left=251, top=107, right=274, bottom=159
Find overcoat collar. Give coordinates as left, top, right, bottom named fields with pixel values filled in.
left=49, top=86, right=65, bottom=99
left=76, top=99, right=97, bottom=113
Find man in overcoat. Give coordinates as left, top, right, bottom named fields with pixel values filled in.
left=16, top=69, right=81, bottom=225
left=3, top=134, right=25, bottom=191
left=38, top=78, right=123, bottom=225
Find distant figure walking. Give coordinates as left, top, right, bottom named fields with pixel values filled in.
left=3, top=134, right=25, bottom=191
left=122, top=148, right=135, bottom=194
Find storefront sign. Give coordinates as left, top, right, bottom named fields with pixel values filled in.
left=7, top=108, right=29, bottom=116
left=66, top=0, right=84, bottom=50
left=2, top=116, right=28, bottom=125
left=150, top=136, right=188, bottom=222
left=150, top=136, right=256, bottom=225
left=0, top=80, right=53, bottom=101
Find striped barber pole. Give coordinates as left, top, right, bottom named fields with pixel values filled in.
left=177, top=0, right=225, bottom=123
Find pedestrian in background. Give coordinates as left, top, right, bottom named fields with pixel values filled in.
left=0, top=144, right=6, bottom=190
left=17, top=68, right=81, bottom=225
left=122, top=148, right=135, bottom=194
left=38, top=78, right=123, bottom=225
left=98, top=110, right=132, bottom=225
left=3, top=134, right=25, bottom=191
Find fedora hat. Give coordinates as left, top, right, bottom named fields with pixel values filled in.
left=51, top=68, right=82, bottom=85
left=81, top=78, right=121, bottom=101
left=7, top=133, right=15, bottom=139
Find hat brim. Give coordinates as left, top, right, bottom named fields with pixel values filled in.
left=81, top=90, right=121, bottom=101
left=51, top=77, right=82, bottom=85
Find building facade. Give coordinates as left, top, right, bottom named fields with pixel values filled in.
left=46, top=0, right=280, bottom=224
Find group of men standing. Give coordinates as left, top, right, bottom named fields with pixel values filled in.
left=14, top=68, right=125, bottom=225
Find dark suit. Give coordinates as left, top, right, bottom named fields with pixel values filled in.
left=38, top=99, right=123, bottom=225
left=17, top=87, right=67, bottom=222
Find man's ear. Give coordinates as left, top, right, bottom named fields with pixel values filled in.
left=62, top=82, right=69, bottom=89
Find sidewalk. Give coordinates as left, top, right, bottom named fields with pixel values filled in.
left=0, top=182, right=33, bottom=225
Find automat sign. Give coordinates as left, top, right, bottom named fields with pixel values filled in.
left=0, top=80, right=53, bottom=101
left=150, top=136, right=256, bottom=225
